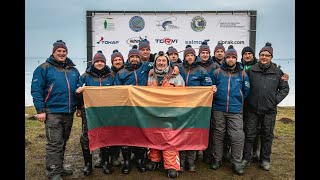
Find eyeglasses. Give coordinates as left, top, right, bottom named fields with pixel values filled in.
left=259, top=54, right=271, bottom=57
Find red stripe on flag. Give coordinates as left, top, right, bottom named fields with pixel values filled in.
left=88, top=126, right=209, bottom=151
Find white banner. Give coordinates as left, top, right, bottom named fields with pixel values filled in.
left=92, top=12, right=251, bottom=67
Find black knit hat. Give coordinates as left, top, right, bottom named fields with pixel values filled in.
left=111, top=49, right=124, bottom=64
left=259, top=42, right=273, bottom=57
left=199, top=40, right=210, bottom=55
left=184, top=45, right=196, bottom=58
left=225, top=45, right=237, bottom=59
left=241, top=46, right=255, bottom=57
left=92, top=50, right=106, bottom=64
left=214, top=42, right=225, bottom=53
left=52, top=40, right=68, bottom=53
left=167, top=46, right=179, bottom=55
left=128, top=45, right=141, bottom=59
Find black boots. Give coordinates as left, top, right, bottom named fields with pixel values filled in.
left=94, top=148, right=103, bottom=168
left=81, top=147, right=93, bottom=176
left=167, top=169, right=179, bottom=178
left=232, top=162, right=244, bottom=175
left=187, top=159, right=196, bottom=172
left=135, top=147, right=147, bottom=173
left=146, top=161, right=160, bottom=171
left=121, top=146, right=132, bottom=174
left=101, top=147, right=113, bottom=174
left=260, top=161, right=270, bottom=171
left=210, top=160, right=222, bottom=170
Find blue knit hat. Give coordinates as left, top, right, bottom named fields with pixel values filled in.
left=52, top=40, right=68, bottom=53
left=225, top=45, right=237, bottom=59
left=183, top=45, right=196, bottom=58
left=199, top=40, right=210, bottom=55
left=138, top=38, right=150, bottom=50
left=128, top=45, right=141, bottom=59
left=92, top=50, right=106, bottom=64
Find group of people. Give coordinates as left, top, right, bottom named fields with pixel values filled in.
left=31, top=38, right=289, bottom=180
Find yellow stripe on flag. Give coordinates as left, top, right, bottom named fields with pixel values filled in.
left=83, top=85, right=213, bottom=108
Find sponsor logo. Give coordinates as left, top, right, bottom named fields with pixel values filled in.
left=218, top=40, right=245, bottom=45
left=156, top=16, right=179, bottom=31
left=191, top=16, right=206, bottom=32
left=103, top=18, right=115, bottom=31
left=96, top=37, right=119, bottom=45
left=126, top=36, right=148, bottom=47
left=185, top=40, right=211, bottom=45
left=129, top=16, right=145, bottom=32
left=155, top=38, right=178, bottom=45
left=217, top=19, right=245, bottom=28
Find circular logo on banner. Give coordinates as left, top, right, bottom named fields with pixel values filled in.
left=191, top=16, right=206, bottom=32
left=129, top=16, right=145, bottom=32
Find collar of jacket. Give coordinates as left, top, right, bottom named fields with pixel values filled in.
left=251, top=62, right=277, bottom=74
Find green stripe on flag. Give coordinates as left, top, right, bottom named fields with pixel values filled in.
left=86, top=106, right=211, bottom=130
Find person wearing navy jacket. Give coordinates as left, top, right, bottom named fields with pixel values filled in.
left=31, top=40, right=80, bottom=180
left=75, top=50, right=115, bottom=176
left=210, top=45, right=250, bottom=175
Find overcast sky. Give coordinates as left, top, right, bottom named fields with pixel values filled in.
left=25, top=0, right=294, bottom=59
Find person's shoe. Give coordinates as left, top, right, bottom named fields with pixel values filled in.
left=61, top=167, right=73, bottom=176
left=111, top=155, right=121, bottom=166
left=260, top=161, right=270, bottom=171
left=241, top=159, right=251, bottom=168
left=167, top=169, right=179, bottom=178
left=232, top=163, right=244, bottom=175
left=187, top=160, right=196, bottom=172
left=179, top=160, right=185, bottom=172
left=49, top=174, right=63, bottom=180
left=146, top=161, right=160, bottom=171
left=136, top=159, right=147, bottom=172
left=83, top=162, right=93, bottom=176
left=210, top=160, right=222, bottom=170
left=94, top=157, right=102, bottom=168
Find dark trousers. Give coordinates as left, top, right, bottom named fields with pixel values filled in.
left=243, top=111, right=276, bottom=162
left=45, top=113, right=74, bottom=178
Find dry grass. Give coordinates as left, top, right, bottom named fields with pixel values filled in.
left=25, top=106, right=295, bottom=180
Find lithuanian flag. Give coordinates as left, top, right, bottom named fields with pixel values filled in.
left=83, top=85, right=213, bottom=151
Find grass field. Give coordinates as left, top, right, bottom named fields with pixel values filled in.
left=25, top=106, right=295, bottom=180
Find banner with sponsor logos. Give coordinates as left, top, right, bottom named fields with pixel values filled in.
left=90, top=11, right=254, bottom=67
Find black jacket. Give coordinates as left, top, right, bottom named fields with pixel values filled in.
left=246, top=63, right=290, bottom=114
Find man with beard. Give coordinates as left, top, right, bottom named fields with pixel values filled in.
left=210, top=45, right=250, bottom=176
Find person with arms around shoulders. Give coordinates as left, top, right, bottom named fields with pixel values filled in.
left=31, top=40, right=80, bottom=180
left=241, top=42, right=289, bottom=171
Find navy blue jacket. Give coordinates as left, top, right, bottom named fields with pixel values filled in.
left=31, top=55, right=80, bottom=114
left=212, top=62, right=250, bottom=113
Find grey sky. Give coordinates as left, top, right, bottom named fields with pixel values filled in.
left=25, top=0, right=295, bottom=59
